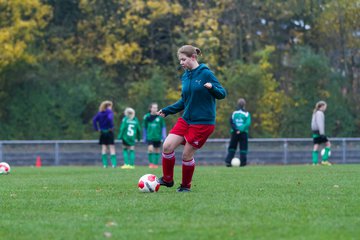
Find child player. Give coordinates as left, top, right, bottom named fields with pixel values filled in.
left=224, top=98, right=251, bottom=167
left=311, top=101, right=332, bottom=166
left=157, top=45, right=226, bottom=192
left=92, top=100, right=117, bottom=168
left=117, top=107, right=141, bottom=169
left=143, top=103, right=167, bottom=169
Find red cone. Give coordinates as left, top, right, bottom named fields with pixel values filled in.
left=36, top=156, right=42, bottom=167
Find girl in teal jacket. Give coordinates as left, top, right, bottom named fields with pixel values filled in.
left=158, top=45, right=226, bottom=192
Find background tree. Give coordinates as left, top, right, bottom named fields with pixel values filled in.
left=0, top=0, right=359, bottom=139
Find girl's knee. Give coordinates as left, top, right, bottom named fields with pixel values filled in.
left=162, top=143, right=173, bottom=153
left=182, top=152, right=194, bottom=160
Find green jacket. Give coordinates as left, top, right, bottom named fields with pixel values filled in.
left=230, top=109, right=251, bottom=133
left=118, top=116, right=141, bottom=146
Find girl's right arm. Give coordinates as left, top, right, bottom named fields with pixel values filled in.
left=160, top=97, right=185, bottom=117
left=316, top=112, right=325, bottom=135
left=230, top=114, right=237, bottom=132
left=118, top=118, right=126, bottom=139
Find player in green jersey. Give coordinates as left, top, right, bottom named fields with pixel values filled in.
left=117, top=107, right=141, bottom=169
left=224, top=98, right=251, bottom=167
left=143, top=103, right=167, bottom=168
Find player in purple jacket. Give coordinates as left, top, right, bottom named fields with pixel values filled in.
left=93, top=101, right=117, bottom=168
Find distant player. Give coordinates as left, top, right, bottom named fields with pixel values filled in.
left=157, top=45, right=226, bottom=192
left=92, top=100, right=117, bottom=168
left=224, top=98, right=251, bottom=167
left=117, top=107, right=141, bottom=169
left=311, top=101, right=332, bottom=166
left=143, top=103, right=167, bottom=169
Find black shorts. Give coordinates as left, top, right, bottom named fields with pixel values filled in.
left=99, top=131, right=114, bottom=145
left=147, top=140, right=162, bottom=148
left=122, top=140, right=132, bottom=147
left=313, top=135, right=328, bottom=144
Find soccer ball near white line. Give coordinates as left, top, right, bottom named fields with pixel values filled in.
left=138, top=174, right=160, bottom=193
left=231, top=157, right=241, bottom=167
left=0, top=162, right=11, bottom=175
left=321, top=148, right=331, bottom=157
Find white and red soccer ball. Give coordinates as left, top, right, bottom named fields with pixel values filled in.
left=0, top=162, right=11, bottom=174
left=138, top=174, right=160, bottom=193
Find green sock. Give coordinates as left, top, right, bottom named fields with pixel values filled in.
left=312, top=151, right=319, bottom=164
left=123, top=149, right=129, bottom=165
left=153, top=153, right=160, bottom=165
left=102, top=154, right=108, bottom=167
left=129, top=150, right=135, bottom=166
left=110, top=154, right=117, bottom=167
left=322, top=147, right=331, bottom=161
left=148, top=152, right=153, bottom=164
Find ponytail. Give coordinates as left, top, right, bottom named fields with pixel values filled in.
left=313, top=101, right=327, bottom=113
left=177, top=45, right=202, bottom=58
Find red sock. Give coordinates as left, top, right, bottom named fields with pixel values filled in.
left=182, top=158, right=195, bottom=189
left=162, top=151, right=175, bottom=182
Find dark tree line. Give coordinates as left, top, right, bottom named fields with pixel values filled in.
left=0, top=0, right=359, bottom=140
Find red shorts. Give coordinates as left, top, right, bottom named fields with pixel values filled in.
left=169, top=118, right=215, bottom=149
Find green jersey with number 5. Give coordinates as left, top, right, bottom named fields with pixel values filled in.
left=118, top=116, right=141, bottom=146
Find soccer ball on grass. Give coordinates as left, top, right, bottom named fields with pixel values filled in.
left=138, top=174, right=160, bottom=193
left=231, top=157, right=241, bottom=167
left=0, top=162, right=11, bottom=175
left=321, top=148, right=331, bottom=157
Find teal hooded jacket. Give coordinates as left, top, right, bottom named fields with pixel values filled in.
left=162, top=64, right=226, bottom=125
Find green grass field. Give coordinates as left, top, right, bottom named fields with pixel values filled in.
left=1, top=165, right=360, bottom=240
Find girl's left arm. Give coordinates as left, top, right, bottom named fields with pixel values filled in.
left=205, top=71, right=226, bottom=99
left=108, top=111, right=114, bottom=130
left=118, top=118, right=125, bottom=139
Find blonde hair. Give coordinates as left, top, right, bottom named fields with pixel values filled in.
left=99, top=101, right=113, bottom=112
left=177, top=45, right=202, bottom=58
left=124, top=107, right=135, bottom=119
left=313, top=100, right=327, bottom=113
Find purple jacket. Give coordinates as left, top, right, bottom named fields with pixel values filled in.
left=92, top=109, right=114, bottom=131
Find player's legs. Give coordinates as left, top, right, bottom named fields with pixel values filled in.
left=239, top=132, right=248, bottom=167
left=224, top=132, right=239, bottom=167
left=147, top=144, right=154, bottom=167
left=153, top=147, right=161, bottom=167
left=101, top=144, right=108, bottom=167
left=180, top=143, right=197, bottom=189
left=178, top=124, right=214, bottom=191
left=121, top=144, right=130, bottom=168
left=163, top=134, right=184, bottom=153
left=312, top=143, right=319, bottom=165
left=160, top=134, right=184, bottom=184
left=109, top=145, right=116, bottom=168
left=322, top=140, right=331, bottom=163
left=152, top=141, right=162, bottom=167
left=128, top=145, right=135, bottom=168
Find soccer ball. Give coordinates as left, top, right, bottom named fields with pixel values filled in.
left=321, top=148, right=331, bottom=157
left=138, top=174, right=160, bottom=193
left=231, top=157, right=241, bottom=167
left=0, top=162, right=11, bottom=174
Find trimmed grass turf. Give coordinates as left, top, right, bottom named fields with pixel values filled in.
left=1, top=165, right=360, bottom=240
